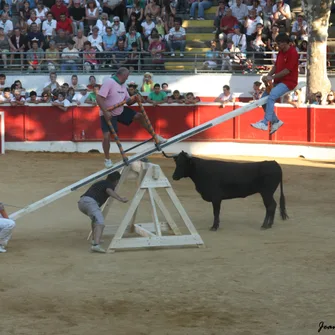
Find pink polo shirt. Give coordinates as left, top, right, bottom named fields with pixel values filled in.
left=98, top=78, right=130, bottom=117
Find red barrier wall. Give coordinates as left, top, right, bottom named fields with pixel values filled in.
left=1, top=104, right=335, bottom=147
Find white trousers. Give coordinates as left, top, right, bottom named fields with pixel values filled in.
left=0, top=218, right=16, bottom=245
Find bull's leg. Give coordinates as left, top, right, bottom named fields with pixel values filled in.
left=260, top=192, right=277, bottom=229
left=210, top=199, right=222, bottom=231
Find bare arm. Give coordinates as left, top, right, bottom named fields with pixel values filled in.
left=106, top=188, right=128, bottom=202
left=96, top=94, right=112, bottom=119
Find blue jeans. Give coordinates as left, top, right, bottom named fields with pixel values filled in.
left=261, top=83, right=289, bottom=124
left=190, top=0, right=212, bottom=18
left=168, top=40, right=186, bottom=52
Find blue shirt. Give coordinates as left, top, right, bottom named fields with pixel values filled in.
left=102, top=34, right=117, bottom=49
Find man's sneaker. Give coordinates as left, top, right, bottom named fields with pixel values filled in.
left=171, top=53, right=175, bottom=57
left=91, top=244, right=106, bottom=253
left=270, top=120, right=284, bottom=135
left=156, top=135, right=167, bottom=144
left=91, top=240, right=104, bottom=245
left=189, top=17, right=194, bottom=20
left=0, top=245, right=7, bottom=253
left=250, top=121, right=268, bottom=131
left=104, top=159, right=113, bottom=168
left=180, top=53, right=184, bottom=57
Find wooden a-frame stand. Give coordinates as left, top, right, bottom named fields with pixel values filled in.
left=87, top=162, right=205, bottom=253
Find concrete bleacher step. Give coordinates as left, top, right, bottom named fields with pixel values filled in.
left=186, top=33, right=213, bottom=42
left=183, top=19, right=215, bottom=33
left=165, top=61, right=201, bottom=71
left=185, top=46, right=210, bottom=52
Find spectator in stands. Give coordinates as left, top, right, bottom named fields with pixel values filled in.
left=231, top=0, right=248, bottom=26
left=83, top=40, right=99, bottom=71
left=214, top=84, right=235, bottom=107
left=0, top=27, right=10, bottom=68
left=164, top=13, right=175, bottom=35
left=125, top=26, right=143, bottom=50
left=1, top=4, right=12, bottom=18
left=72, top=84, right=88, bottom=104
left=70, top=74, right=78, bottom=89
left=96, top=13, right=112, bottom=36
left=101, top=26, right=116, bottom=66
left=267, top=24, right=279, bottom=52
left=127, top=81, right=144, bottom=102
left=126, top=41, right=140, bottom=71
left=298, top=39, right=307, bottom=74
left=52, top=91, right=71, bottom=111
left=326, top=91, right=335, bottom=105
left=168, top=90, right=185, bottom=103
left=202, top=40, right=220, bottom=69
left=0, top=74, right=6, bottom=91
left=221, top=39, right=244, bottom=71
left=148, top=32, right=165, bottom=69
left=45, top=40, right=60, bottom=70
left=141, top=13, right=155, bottom=44
left=231, top=24, right=247, bottom=53
left=145, top=0, right=161, bottom=21
left=262, top=0, right=274, bottom=33
left=40, top=90, right=51, bottom=102
left=213, top=0, right=228, bottom=34
left=0, top=87, right=11, bottom=103
left=26, top=39, right=44, bottom=71
left=130, top=0, right=144, bottom=22
left=189, top=0, right=212, bottom=20
left=291, top=13, right=307, bottom=42
left=51, top=0, right=69, bottom=21
left=0, top=13, right=13, bottom=35
left=250, top=23, right=267, bottom=64
left=69, top=0, right=85, bottom=35
left=73, top=29, right=87, bottom=50
left=185, top=92, right=200, bottom=104
left=42, top=12, right=57, bottom=40
left=219, top=8, right=238, bottom=45
left=126, top=12, right=141, bottom=33
left=102, top=0, right=125, bottom=21
left=140, top=72, right=154, bottom=92
left=111, top=37, right=128, bottom=68
left=20, top=1, right=31, bottom=22
left=61, top=39, right=80, bottom=71
left=147, top=83, right=167, bottom=105
left=35, top=2, right=48, bottom=22
left=28, top=22, right=45, bottom=49
left=10, top=89, right=26, bottom=105
left=88, top=25, right=103, bottom=50
left=154, top=17, right=165, bottom=37
left=248, top=0, right=262, bottom=15
left=312, top=92, right=323, bottom=105
left=9, top=28, right=28, bottom=70
left=12, top=80, right=26, bottom=95
left=282, top=88, right=302, bottom=107
left=86, top=0, right=99, bottom=30
left=272, top=0, right=291, bottom=33
left=249, top=80, right=264, bottom=101
left=244, top=8, right=263, bottom=44
left=57, top=12, right=73, bottom=35
left=161, top=82, right=171, bottom=93
left=44, top=72, right=61, bottom=91
left=85, top=83, right=100, bottom=104
left=167, top=17, right=186, bottom=57
left=87, top=75, right=101, bottom=91
left=27, top=10, right=42, bottom=30
left=26, top=90, right=41, bottom=103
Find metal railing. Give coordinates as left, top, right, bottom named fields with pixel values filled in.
left=3, top=50, right=335, bottom=75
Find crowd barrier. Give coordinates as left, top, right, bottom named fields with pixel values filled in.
left=2, top=103, right=335, bottom=147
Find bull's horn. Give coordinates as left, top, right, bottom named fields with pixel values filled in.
left=162, top=151, right=176, bottom=159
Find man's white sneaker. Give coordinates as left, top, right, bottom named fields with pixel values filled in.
left=270, top=120, right=284, bottom=135
left=171, top=53, right=175, bottom=57
left=91, top=244, right=106, bottom=253
left=0, top=245, right=7, bottom=253
left=156, top=135, right=167, bottom=144
left=180, top=53, right=184, bottom=57
left=91, top=240, right=104, bottom=245
left=104, top=159, right=113, bottom=168
left=251, top=121, right=268, bottom=131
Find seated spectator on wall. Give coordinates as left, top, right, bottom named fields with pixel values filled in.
left=147, top=83, right=167, bottom=105
left=218, top=8, right=238, bottom=44
left=189, top=0, right=212, bottom=20
left=61, top=40, right=80, bottom=71
left=214, top=85, right=235, bottom=107
left=168, top=90, right=185, bottom=103
left=87, top=75, right=101, bottom=91
left=10, top=89, right=26, bottom=106
left=202, top=40, right=220, bottom=70
left=42, top=12, right=57, bottom=40
left=148, top=32, right=166, bottom=69
left=249, top=80, right=264, bottom=101
left=326, top=91, right=335, bottom=105
left=282, top=88, right=302, bottom=107
left=272, top=0, right=291, bottom=33
left=140, top=72, right=154, bottom=92
left=40, top=90, right=52, bottom=103
left=213, top=0, right=228, bottom=34
left=127, top=81, right=145, bottom=102
left=185, top=92, right=200, bottom=104
left=12, top=80, right=26, bottom=96
left=0, top=27, right=10, bottom=69
left=0, top=73, right=6, bottom=91
left=72, top=84, right=88, bottom=105
left=45, top=40, right=60, bottom=71
left=26, top=39, right=44, bottom=71
left=56, top=13, right=73, bottom=36
left=73, top=29, right=88, bottom=51
left=312, top=92, right=323, bottom=105
left=231, top=25, right=247, bottom=53
left=26, top=90, right=41, bottom=103
left=167, top=17, right=185, bottom=57
left=70, top=0, right=86, bottom=36
left=44, top=71, right=61, bottom=91
left=83, top=40, right=99, bottom=71
left=291, top=13, right=307, bottom=42
left=0, top=87, right=11, bottom=103
left=85, top=84, right=100, bottom=104
left=52, top=91, right=71, bottom=111
left=161, top=82, right=171, bottom=93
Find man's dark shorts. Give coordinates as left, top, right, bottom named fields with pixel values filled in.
left=100, top=107, right=136, bottom=134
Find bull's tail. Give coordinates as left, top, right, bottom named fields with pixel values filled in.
left=279, top=174, right=289, bottom=220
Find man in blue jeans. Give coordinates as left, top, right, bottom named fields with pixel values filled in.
left=251, top=33, right=299, bottom=135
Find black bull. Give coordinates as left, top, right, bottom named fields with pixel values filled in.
left=163, top=151, right=288, bottom=230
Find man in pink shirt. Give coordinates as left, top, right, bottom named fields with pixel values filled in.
left=96, top=67, right=167, bottom=168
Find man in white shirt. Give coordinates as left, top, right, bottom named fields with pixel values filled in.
left=244, top=9, right=263, bottom=41
left=272, top=0, right=291, bottom=32
left=231, top=25, right=247, bottom=53
left=61, top=40, right=80, bottom=71
left=231, top=0, right=249, bottom=25
left=291, top=13, right=307, bottom=41
left=44, top=72, right=61, bottom=92
left=72, top=84, right=89, bottom=105
left=168, top=18, right=186, bottom=57
left=0, top=87, right=12, bottom=103
left=42, top=12, right=57, bottom=38
left=0, top=13, right=13, bottom=35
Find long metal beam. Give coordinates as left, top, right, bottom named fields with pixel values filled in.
left=9, top=82, right=305, bottom=221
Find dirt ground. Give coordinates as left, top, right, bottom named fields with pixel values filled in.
left=0, top=151, right=334, bottom=335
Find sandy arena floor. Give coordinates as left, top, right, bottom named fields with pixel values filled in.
left=0, top=151, right=334, bottom=335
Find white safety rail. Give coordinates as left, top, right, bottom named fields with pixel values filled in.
left=0, top=112, right=4, bottom=154
left=9, top=82, right=305, bottom=221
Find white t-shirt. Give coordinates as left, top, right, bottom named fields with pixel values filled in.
left=0, top=20, right=13, bottom=34
left=72, top=92, right=88, bottom=104
left=54, top=99, right=71, bottom=107
left=141, top=21, right=155, bottom=37
left=272, top=3, right=291, bottom=20
left=218, top=92, right=235, bottom=102
left=88, top=35, right=103, bottom=51
left=43, top=81, right=59, bottom=91
left=169, top=27, right=186, bottom=39
left=10, top=96, right=25, bottom=102
left=245, top=16, right=263, bottom=36
left=35, top=8, right=49, bottom=20
left=27, top=18, right=42, bottom=27
left=96, top=19, right=112, bottom=36
left=42, top=19, right=57, bottom=36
